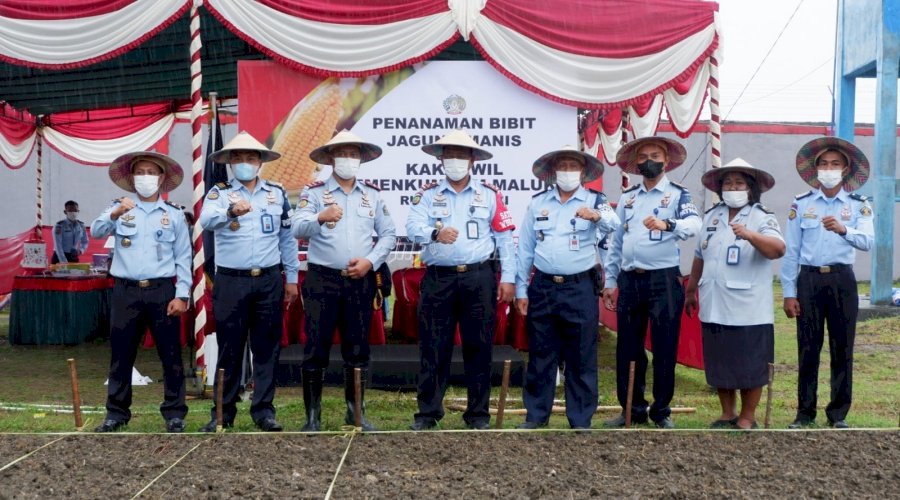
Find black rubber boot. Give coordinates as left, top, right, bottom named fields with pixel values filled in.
left=344, top=367, right=377, bottom=432
left=301, top=369, right=323, bottom=432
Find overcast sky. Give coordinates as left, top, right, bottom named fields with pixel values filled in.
left=712, top=0, right=888, bottom=124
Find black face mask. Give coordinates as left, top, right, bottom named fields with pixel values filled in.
left=637, top=159, right=665, bottom=178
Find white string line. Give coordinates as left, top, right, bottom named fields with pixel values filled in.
left=130, top=439, right=209, bottom=499
left=324, top=432, right=357, bottom=500
left=0, top=436, right=67, bottom=473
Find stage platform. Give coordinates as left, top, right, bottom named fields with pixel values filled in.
left=276, top=344, right=525, bottom=390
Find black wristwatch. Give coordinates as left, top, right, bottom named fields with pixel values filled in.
left=226, top=204, right=236, bottom=219
left=177, top=297, right=189, bottom=302
left=431, top=229, right=439, bottom=241
left=664, top=219, right=676, bottom=232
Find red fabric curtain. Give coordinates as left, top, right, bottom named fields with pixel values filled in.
left=46, top=103, right=172, bottom=139
left=255, top=0, right=446, bottom=24
left=0, top=0, right=135, bottom=20
left=481, top=0, right=717, bottom=58
left=0, top=104, right=36, bottom=144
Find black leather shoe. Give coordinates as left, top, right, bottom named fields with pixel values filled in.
left=603, top=413, right=648, bottom=427
left=256, top=417, right=283, bottom=432
left=410, top=419, right=437, bottom=431
left=829, top=419, right=849, bottom=429
left=165, top=418, right=186, bottom=433
left=466, top=420, right=490, bottom=430
left=516, top=421, right=547, bottom=430
left=654, top=417, right=675, bottom=429
left=94, top=419, right=126, bottom=433
left=788, top=418, right=814, bottom=429
left=199, top=418, right=232, bottom=433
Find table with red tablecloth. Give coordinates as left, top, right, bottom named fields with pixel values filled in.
left=10, top=275, right=114, bottom=345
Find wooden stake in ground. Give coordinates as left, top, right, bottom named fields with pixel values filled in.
left=353, top=367, right=362, bottom=428
left=67, top=358, right=83, bottom=430
left=215, top=368, right=225, bottom=432
left=495, top=360, right=511, bottom=429
left=625, top=361, right=636, bottom=428
left=764, top=362, right=775, bottom=429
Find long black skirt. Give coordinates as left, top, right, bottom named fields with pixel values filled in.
left=701, top=322, right=774, bottom=390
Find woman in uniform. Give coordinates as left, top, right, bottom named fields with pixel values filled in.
left=685, top=158, right=785, bottom=430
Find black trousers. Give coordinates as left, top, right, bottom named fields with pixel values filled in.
left=615, top=267, right=684, bottom=423
left=301, top=264, right=375, bottom=370
left=51, top=251, right=79, bottom=264
left=796, top=266, right=857, bottom=423
left=415, top=264, right=496, bottom=425
left=523, top=271, right=599, bottom=428
left=105, top=278, right=186, bottom=423
left=210, top=269, right=284, bottom=424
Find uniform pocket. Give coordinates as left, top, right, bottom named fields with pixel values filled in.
left=800, top=218, right=820, bottom=230
left=155, top=228, right=175, bottom=242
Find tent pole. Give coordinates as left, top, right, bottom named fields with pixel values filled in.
left=708, top=50, right=722, bottom=169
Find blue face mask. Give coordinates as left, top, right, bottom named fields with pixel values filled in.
left=233, top=162, right=259, bottom=181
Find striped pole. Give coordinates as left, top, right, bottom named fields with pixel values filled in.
left=35, top=127, right=43, bottom=238
left=708, top=50, right=722, bottom=169
left=189, top=0, right=208, bottom=369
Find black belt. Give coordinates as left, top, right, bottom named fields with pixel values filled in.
left=113, top=277, right=173, bottom=289
left=800, top=264, right=852, bottom=274
left=535, top=269, right=593, bottom=284
left=217, top=265, right=281, bottom=277
left=308, top=263, right=354, bottom=278
left=427, top=261, right=491, bottom=275
left=624, top=266, right=679, bottom=275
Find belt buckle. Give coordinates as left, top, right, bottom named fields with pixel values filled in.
left=552, top=276, right=564, bottom=284
left=250, top=268, right=262, bottom=277
left=819, top=265, right=831, bottom=274
left=456, top=265, right=468, bottom=273
left=340, top=270, right=349, bottom=277
left=634, top=268, right=646, bottom=274
left=138, top=280, right=150, bottom=288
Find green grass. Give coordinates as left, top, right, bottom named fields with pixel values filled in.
left=0, top=283, right=897, bottom=432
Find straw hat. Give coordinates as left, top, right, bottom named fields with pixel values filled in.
left=795, top=136, right=869, bottom=191
left=108, top=151, right=184, bottom=193
left=701, top=157, right=775, bottom=193
left=208, top=131, right=281, bottom=164
left=615, top=136, right=687, bottom=175
left=421, top=129, right=493, bottom=161
left=531, top=146, right=604, bottom=183
left=309, top=129, right=382, bottom=164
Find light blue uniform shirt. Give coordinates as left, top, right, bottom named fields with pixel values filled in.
left=604, top=175, right=701, bottom=288
left=780, top=189, right=873, bottom=298
left=91, top=198, right=192, bottom=298
left=53, top=218, right=88, bottom=262
left=515, top=186, right=620, bottom=298
left=695, top=202, right=783, bottom=325
left=198, top=178, right=300, bottom=284
left=292, top=176, right=397, bottom=270
left=406, top=177, right=516, bottom=283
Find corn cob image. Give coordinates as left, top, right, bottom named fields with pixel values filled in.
left=261, top=78, right=344, bottom=194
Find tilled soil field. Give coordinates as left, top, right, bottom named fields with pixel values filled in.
left=0, top=430, right=897, bottom=499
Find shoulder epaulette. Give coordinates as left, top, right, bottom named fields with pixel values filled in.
left=215, top=181, right=231, bottom=189
left=622, top=184, right=640, bottom=193
left=704, top=202, right=724, bottom=214
left=363, top=180, right=381, bottom=192
left=849, top=193, right=869, bottom=202
left=669, top=181, right=687, bottom=191
left=532, top=187, right=552, bottom=198
left=55, top=220, right=64, bottom=226
left=304, top=180, right=325, bottom=189
left=753, top=203, right=773, bottom=214
left=795, top=190, right=813, bottom=200
left=481, top=181, right=499, bottom=193
left=265, top=179, right=286, bottom=191
left=419, top=181, right=439, bottom=192
left=165, top=201, right=185, bottom=210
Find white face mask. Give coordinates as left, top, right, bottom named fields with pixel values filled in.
left=442, top=158, right=470, bottom=181
left=722, top=190, right=749, bottom=208
left=134, top=175, right=161, bottom=198
left=333, top=157, right=361, bottom=180
left=555, top=171, right=582, bottom=192
left=65, top=211, right=78, bottom=221
left=817, top=169, right=843, bottom=189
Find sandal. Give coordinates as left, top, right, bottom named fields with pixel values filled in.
left=709, top=417, right=738, bottom=429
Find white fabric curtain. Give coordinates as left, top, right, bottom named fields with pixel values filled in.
left=42, top=115, right=174, bottom=165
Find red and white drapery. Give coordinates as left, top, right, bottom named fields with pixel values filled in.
left=2, top=0, right=721, bottom=166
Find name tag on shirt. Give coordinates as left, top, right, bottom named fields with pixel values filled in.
left=726, top=245, right=740, bottom=265
left=569, top=234, right=580, bottom=251
left=649, top=229, right=662, bottom=241
left=261, top=214, right=275, bottom=234
left=466, top=220, right=479, bottom=239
